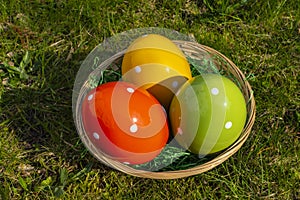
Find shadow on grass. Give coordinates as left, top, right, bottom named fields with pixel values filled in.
left=0, top=51, right=113, bottom=175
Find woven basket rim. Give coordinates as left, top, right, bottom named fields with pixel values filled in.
left=75, top=40, right=256, bottom=179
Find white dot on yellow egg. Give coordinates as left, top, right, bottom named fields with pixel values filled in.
left=134, top=66, right=142, bottom=73
left=225, top=121, right=233, bottom=129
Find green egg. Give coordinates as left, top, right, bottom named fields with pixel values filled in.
left=169, top=74, right=247, bottom=155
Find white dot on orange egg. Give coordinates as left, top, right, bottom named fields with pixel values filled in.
left=123, top=161, right=130, bottom=165
left=211, top=87, right=219, bottom=95
left=132, top=117, right=138, bottom=123
left=127, top=87, right=135, bottom=93
left=134, top=66, right=142, bottom=73
left=130, top=124, right=138, bottom=133
left=88, top=94, right=94, bottom=101
left=225, top=121, right=233, bottom=129
left=93, top=132, right=100, bottom=140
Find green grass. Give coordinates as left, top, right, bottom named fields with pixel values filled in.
left=0, top=0, right=299, bottom=199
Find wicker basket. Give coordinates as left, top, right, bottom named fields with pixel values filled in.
left=74, top=40, right=256, bottom=179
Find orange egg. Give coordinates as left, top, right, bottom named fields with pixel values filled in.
left=81, top=81, right=169, bottom=164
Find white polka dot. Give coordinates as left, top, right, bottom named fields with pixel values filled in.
left=132, top=117, right=138, bottom=123
left=172, top=81, right=179, bottom=88
left=88, top=94, right=94, bottom=101
left=130, top=124, right=138, bottom=133
left=141, top=34, right=148, bottom=38
left=211, top=87, right=219, bottom=95
left=123, top=161, right=130, bottom=165
left=165, top=67, right=170, bottom=73
left=225, top=121, right=233, bottom=129
left=134, top=66, right=142, bottom=73
left=127, top=87, right=135, bottom=93
left=93, top=132, right=100, bottom=140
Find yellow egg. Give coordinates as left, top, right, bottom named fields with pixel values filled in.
left=122, top=34, right=192, bottom=109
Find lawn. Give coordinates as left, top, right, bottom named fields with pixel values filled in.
left=0, top=0, right=299, bottom=199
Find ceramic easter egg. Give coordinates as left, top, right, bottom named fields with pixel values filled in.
left=121, top=34, right=192, bottom=109
left=169, top=74, right=247, bottom=155
left=81, top=81, right=169, bottom=164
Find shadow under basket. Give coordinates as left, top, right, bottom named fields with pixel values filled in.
left=74, top=41, right=256, bottom=179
